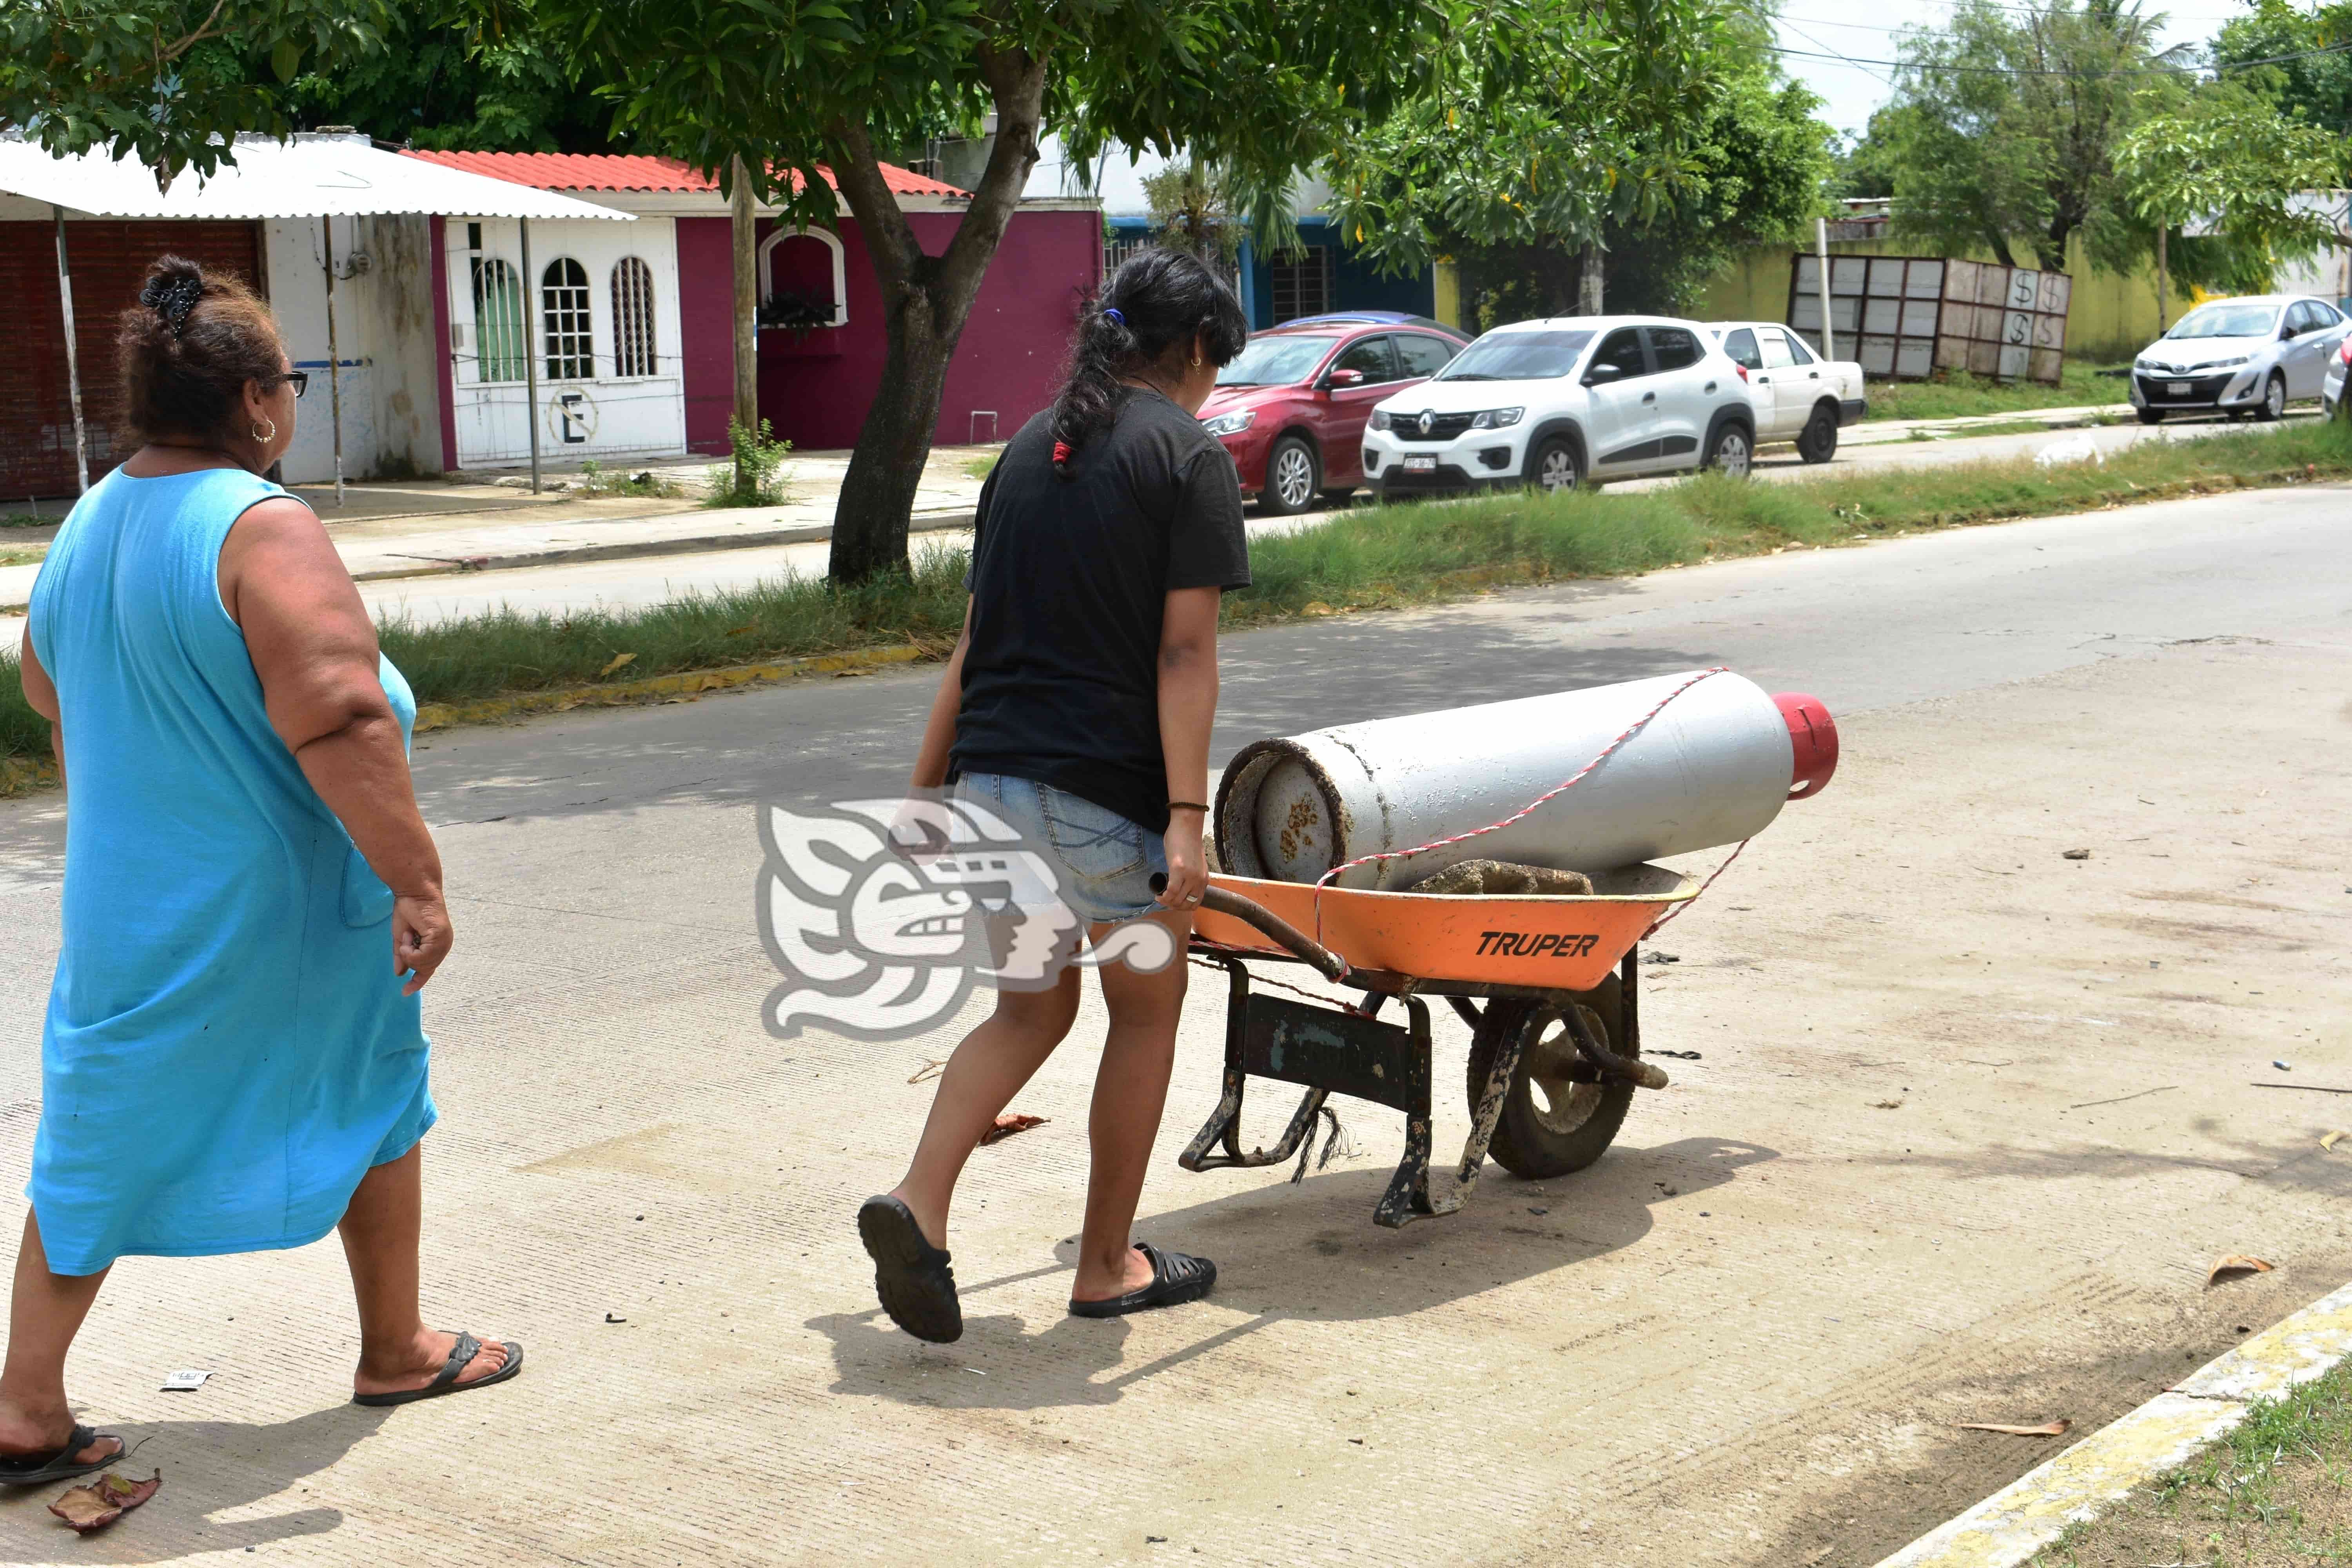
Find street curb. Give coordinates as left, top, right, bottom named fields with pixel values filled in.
left=410, top=643, right=929, bottom=735
left=348, top=508, right=977, bottom=584
left=1872, top=1277, right=2352, bottom=1568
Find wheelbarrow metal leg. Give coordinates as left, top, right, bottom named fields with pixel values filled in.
left=1180, top=960, right=1253, bottom=1171
left=1374, top=999, right=1448, bottom=1228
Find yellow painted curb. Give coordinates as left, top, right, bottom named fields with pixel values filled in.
left=1874, top=1279, right=2352, bottom=1567
left=410, top=643, right=929, bottom=735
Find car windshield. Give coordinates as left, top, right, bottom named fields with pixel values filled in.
left=2165, top=303, right=2279, bottom=340
left=1217, top=334, right=1339, bottom=387
left=1436, top=329, right=1595, bottom=381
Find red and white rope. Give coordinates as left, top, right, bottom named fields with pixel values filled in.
left=1306, top=666, right=1736, bottom=941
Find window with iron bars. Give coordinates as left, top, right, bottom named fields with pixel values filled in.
left=540, top=257, right=594, bottom=381
left=1268, top=246, right=1330, bottom=324
left=1100, top=237, right=1241, bottom=297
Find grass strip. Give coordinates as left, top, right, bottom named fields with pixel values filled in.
left=4, top=416, right=2350, bottom=790
left=2031, top=1351, right=2352, bottom=1566
left=1861, top=359, right=2129, bottom=422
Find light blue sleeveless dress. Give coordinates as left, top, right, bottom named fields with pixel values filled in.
left=25, top=466, right=435, bottom=1278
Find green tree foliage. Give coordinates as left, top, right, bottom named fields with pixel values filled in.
left=1321, top=0, right=1736, bottom=283
left=0, top=0, right=391, bottom=180
left=1139, top=157, right=1250, bottom=268
left=1321, top=0, right=1828, bottom=322
left=541, top=0, right=1450, bottom=583
left=273, top=4, right=620, bottom=151
left=2209, top=0, right=2352, bottom=133
left=1861, top=0, right=2189, bottom=272
left=2116, top=82, right=2348, bottom=291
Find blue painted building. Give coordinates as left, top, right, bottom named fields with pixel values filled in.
left=1102, top=214, right=1441, bottom=330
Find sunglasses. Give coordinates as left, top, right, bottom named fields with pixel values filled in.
left=277, top=370, right=310, bottom=399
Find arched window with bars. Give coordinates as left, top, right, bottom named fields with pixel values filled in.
left=470, top=257, right=525, bottom=383
left=610, top=256, right=658, bottom=378
left=541, top=258, right=593, bottom=381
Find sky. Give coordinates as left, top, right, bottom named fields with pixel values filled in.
left=1770, top=0, right=2259, bottom=137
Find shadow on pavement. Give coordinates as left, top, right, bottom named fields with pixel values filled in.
left=806, top=1134, right=1776, bottom=1411
left=0, top=1404, right=389, bottom=1561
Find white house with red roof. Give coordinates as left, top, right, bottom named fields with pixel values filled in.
left=402, top=151, right=1100, bottom=471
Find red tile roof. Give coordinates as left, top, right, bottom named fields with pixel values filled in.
left=399, top=150, right=966, bottom=199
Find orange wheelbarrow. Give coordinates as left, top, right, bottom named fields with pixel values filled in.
left=1174, top=866, right=1696, bottom=1228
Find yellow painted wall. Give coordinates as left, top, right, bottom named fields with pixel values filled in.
left=1696, top=234, right=2195, bottom=363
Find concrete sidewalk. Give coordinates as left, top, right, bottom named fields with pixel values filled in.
left=0, top=444, right=999, bottom=607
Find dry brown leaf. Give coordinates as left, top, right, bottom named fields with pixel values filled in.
left=1956, top=1420, right=2070, bottom=1437
left=2207, top=1254, right=2274, bottom=1286
left=1301, top=601, right=1337, bottom=616
left=598, top=651, right=637, bottom=677
left=1871, top=1099, right=1904, bottom=1110
left=907, top=1058, right=946, bottom=1086
left=49, top=1470, right=161, bottom=1533
left=724, top=622, right=756, bottom=636
left=2322, top=1130, right=2348, bottom=1151
left=978, top=1113, right=1048, bottom=1147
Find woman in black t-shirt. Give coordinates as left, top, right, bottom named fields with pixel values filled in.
left=858, top=250, right=1251, bottom=1342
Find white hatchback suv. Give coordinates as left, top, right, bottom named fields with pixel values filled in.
left=1362, top=314, right=1757, bottom=496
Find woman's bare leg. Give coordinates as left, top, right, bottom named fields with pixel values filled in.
left=339, top=1143, right=511, bottom=1398
left=890, top=965, right=1082, bottom=1248
left=1071, top=911, right=1193, bottom=1302
left=0, top=1211, right=120, bottom=1465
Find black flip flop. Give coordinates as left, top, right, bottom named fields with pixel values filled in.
left=351, top=1332, right=524, bottom=1408
left=0, top=1424, right=123, bottom=1487
left=1068, top=1242, right=1217, bottom=1319
left=858, top=1194, right=963, bottom=1343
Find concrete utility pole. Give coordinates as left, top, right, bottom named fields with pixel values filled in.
left=1816, top=216, right=1835, bottom=361
left=52, top=206, right=89, bottom=494
left=731, top=154, right=759, bottom=495
left=520, top=216, right=542, bottom=495
left=1579, top=243, right=1604, bottom=315
left=2156, top=225, right=2169, bottom=335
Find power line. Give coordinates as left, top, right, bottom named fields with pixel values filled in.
left=1777, top=18, right=1899, bottom=83
left=1777, top=10, right=2247, bottom=37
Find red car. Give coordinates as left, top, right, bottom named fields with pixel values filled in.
left=1198, top=313, right=1471, bottom=513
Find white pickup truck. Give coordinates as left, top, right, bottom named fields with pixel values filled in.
left=1705, top=321, right=1867, bottom=463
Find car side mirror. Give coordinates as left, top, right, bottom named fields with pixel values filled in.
left=1325, top=367, right=1365, bottom=388
left=1583, top=362, right=1622, bottom=385
left=2281, top=322, right=2300, bottom=340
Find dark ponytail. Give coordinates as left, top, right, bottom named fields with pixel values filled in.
left=1050, top=247, right=1249, bottom=478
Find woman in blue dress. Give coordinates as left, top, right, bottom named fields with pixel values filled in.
left=0, top=257, right=521, bottom=1486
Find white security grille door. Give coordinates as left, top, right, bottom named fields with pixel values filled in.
left=611, top=256, right=657, bottom=378
left=541, top=257, right=593, bottom=381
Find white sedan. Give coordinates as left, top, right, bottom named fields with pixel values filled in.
left=2131, top=294, right=2349, bottom=423
left=1706, top=321, right=1867, bottom=463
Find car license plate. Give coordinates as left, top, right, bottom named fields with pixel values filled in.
left=1404, top=455, right=1437, bottom=472
left=2168, top=381, right=2190, bottom=396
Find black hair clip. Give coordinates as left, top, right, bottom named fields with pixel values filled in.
left=139, top=275, right=204, bottom=336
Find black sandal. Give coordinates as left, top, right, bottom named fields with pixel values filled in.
left=1068, top=1242, right=1217, bottom=1318
left=0, top=1424, right=124, bottom=1487
left=858, top=1195, right=963, bottom=1343
left=351, top=1332, right=524, bottom=1407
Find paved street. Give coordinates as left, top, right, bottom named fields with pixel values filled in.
left=2, top=483, right=2348, bottom=1566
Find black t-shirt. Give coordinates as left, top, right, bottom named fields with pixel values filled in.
left=953, top=388, right=1251, bottom=834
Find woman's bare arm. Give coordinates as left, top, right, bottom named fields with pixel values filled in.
left=17, top=625, right=62, bottom=790
left=909, top=598, right=975, bottom=793
left=1155, top=586, right=1221, bottom=909
left=220, top=497, right=450, bottom=994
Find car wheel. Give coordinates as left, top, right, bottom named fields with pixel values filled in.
left=2136, top=407, right=2165, bottom=425
left=1259, top=436, right=1319, bottom=515
left=1795, top=405, right=1839, bottom=464
left=1526, top=436, right=1583, bottom=495
left=2257, top=370, right=2287, bottom=422
left=1703, top=421, right=1753, bottom=479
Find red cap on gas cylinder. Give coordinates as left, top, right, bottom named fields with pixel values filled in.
left=1773, top=693, right=1838, bottom=800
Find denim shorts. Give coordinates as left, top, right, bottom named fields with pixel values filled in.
left=956, top=772, right=1168, bottom=925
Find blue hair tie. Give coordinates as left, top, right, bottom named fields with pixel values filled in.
left=1103, top=307, right=1126, bottom=327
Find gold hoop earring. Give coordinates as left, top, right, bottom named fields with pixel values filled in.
left=251, top=416, right=277, bottom=443
left=1189, top=355, right=1202, bottom=367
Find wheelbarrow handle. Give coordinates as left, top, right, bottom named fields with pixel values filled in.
left=1149, top=874, right=1350, bottom=982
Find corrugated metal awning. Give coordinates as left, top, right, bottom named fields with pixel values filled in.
left=0, top=134, right=633, bottom=221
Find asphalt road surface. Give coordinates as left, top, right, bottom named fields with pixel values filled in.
left=1, top=481, right=2347, bottom=1566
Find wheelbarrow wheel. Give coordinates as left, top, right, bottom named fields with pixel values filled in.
left=1465, top=977, right=1633, bottom=1180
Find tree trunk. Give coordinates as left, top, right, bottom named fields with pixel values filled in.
left=730, top=156, right=759, bottom=494
left=1579, top=242, right=1604, bottom=314
left=2156, top=224, right=2169, bottom=334
left=824, top=45, right=1047, bottom=584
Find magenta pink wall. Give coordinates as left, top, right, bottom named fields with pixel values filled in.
left=737, top=209, right=1095, bottom=452
left=674, top=216, right=739, bottom=454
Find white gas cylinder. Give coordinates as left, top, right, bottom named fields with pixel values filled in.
left=1214, top=670, right=1837, bottom=890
